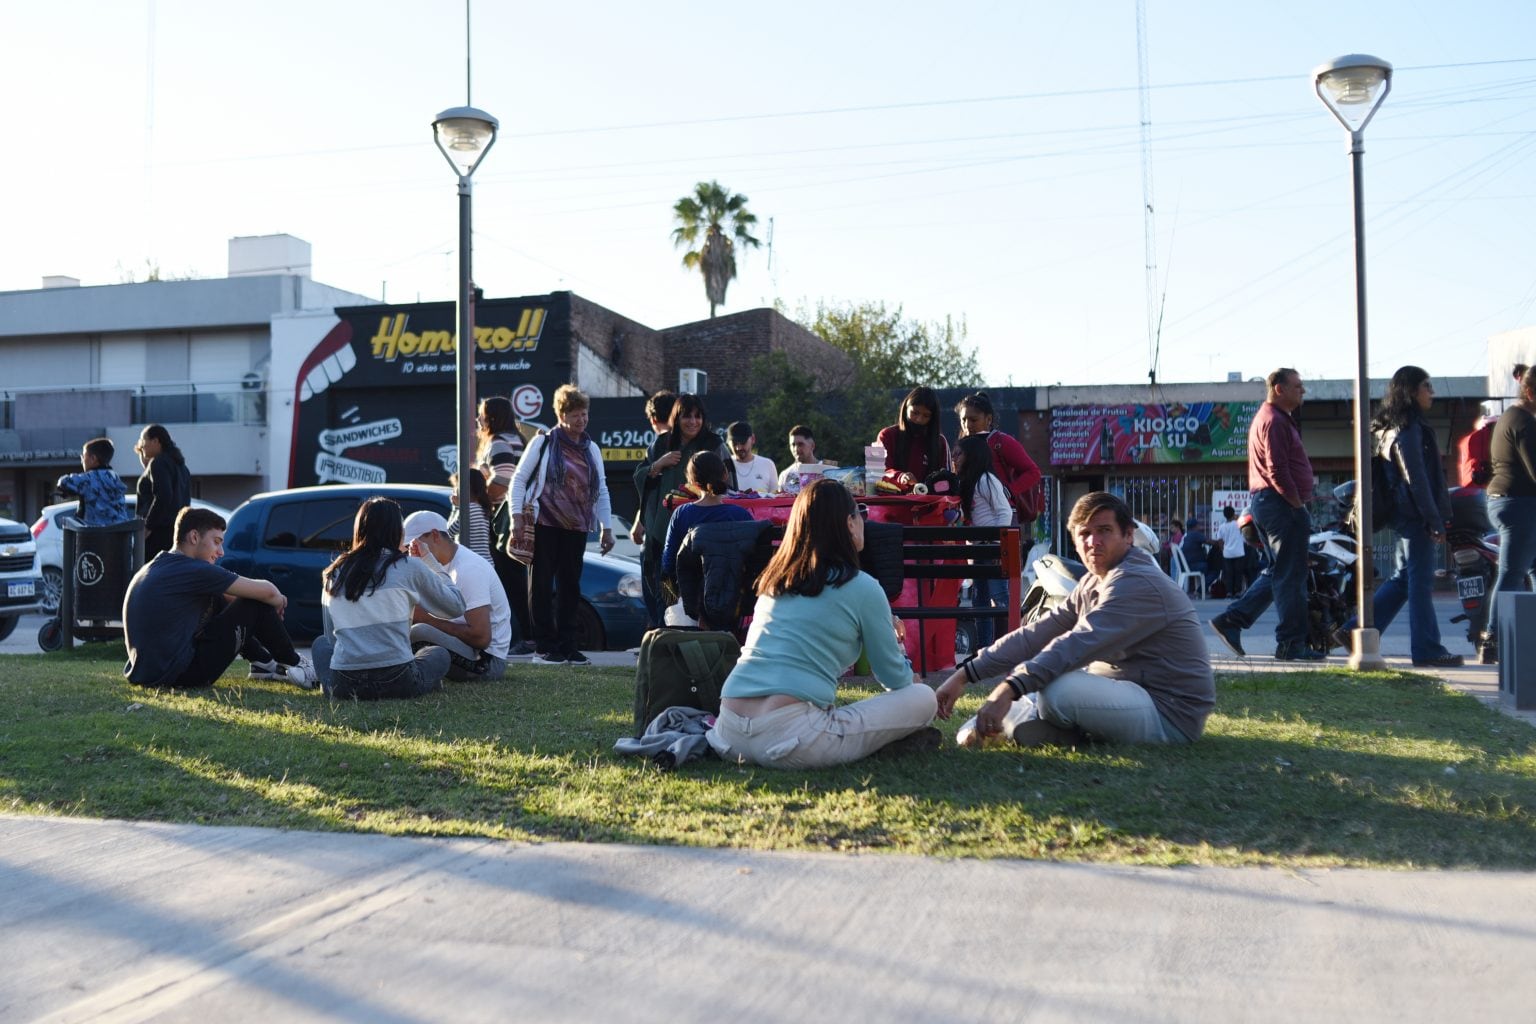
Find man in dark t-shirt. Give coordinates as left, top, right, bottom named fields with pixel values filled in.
left=123, top=507, right=315, bottom=689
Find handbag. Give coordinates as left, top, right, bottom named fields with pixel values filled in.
left=507, top=432, right=550, bottom=566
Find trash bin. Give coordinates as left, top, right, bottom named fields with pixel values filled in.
left=60, top=517, right=144, bottom=644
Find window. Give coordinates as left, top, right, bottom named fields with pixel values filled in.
left=261, top=499, right=360, bottom=551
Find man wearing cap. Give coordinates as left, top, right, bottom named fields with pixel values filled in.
left=402, top=509, right=512, bottom=680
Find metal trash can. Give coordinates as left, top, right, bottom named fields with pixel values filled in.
left=60, top=517, right=144, bottom=644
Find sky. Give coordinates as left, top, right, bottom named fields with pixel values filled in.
left=4, top=1, right=1535, bottom=389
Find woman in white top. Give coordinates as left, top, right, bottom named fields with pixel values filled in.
left=510, top=385, right=615, bottom=666
left=953, top=433, right=1014, bottom=650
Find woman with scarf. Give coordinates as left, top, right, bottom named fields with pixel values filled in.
left=877, top=386, right=950, bottom=487
left=510, top=385, right=615, bottom=666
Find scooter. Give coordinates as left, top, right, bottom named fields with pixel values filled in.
left=1445, top=485, right=1498, bottom=662
left=1021, top=520, right=1159, bottom=624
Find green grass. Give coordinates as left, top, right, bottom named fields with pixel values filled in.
left=3, top=642, right=1534, bottom=867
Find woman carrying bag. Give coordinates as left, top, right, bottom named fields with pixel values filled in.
left=510, top=385, right=614, bottom=666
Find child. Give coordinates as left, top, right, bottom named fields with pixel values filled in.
left=660, top=451, right=754, bottom=580
left=56, top=437, right=131, bottom=526
left=952, top=434, right=1013, bottom=649
left=726, top=421, right=778, bottom=494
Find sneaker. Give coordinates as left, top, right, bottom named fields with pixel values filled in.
left=1329, top=628, right=1353, bottom=654
left=508, top=640, right=539, bottom=658
left=533, top=651, right=568, bottom=665
left=1412, top=652, right=1465, bottom=668
left=874, top=726, right=943, bottom=759
left=1275, top=643, right=1326, bottom=662
left=564, top=651, right=592, bottom=667
left=247, top=657, right=281, bottom=680
left=1209, top=616, right=1246, bottom=658
left=278, top=656, right=319, bottom=690
left=1010, top=719, right=1086, bottom=749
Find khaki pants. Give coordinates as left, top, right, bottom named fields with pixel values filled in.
left=707, top=684, right=937, bottom=769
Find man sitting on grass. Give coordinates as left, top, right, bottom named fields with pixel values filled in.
left=935, top=491, right=1214, bottom=747
left=403, top=510, right=512, bottom=681
left=123, top=506, right=315, bottom=689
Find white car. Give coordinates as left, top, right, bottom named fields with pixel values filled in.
left=31, top=497, right=232, bottom=616
left=0, top=516, right=45, bottom=641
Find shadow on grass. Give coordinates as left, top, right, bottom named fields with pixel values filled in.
left=4, top=653, right=1535, bottom=866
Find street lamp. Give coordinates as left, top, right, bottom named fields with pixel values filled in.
left=1314, top=54, right=1391, bottom=671
left=432, top=105, right=499, bottom=521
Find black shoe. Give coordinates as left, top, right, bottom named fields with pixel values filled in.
left=1275, top=643, right=1326, bottom=662
left=508, top=640, right=539, bottom=658
left=1009, top=719, right=1086, bottom=749
left=565, top=651, right=592, bottom=667
left=1329, top=628, right=1352, bottom=654
left=1209, top=616, right=1246, bottom=657
left=533, top=651, right=568, bottom=665
left=874, top=726, right=943, bottom=759
left=1412, top=652, right=1465, bottom=668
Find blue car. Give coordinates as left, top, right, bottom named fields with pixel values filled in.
left=219, top=484, right=647, bottom=649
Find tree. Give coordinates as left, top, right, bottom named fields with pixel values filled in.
left=671, top=180, right=761, bottom=318
left=800, top=300, right=984, bottom=390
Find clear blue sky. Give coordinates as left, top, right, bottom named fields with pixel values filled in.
left=5, top=1, right=1534, bottom=388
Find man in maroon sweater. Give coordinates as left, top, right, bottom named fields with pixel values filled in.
left=1210, top=368, right=1324, bottom=661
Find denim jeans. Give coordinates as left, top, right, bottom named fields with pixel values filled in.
left=971, top=575, right=1010, bottom=649
left=1346, top=515, right=1448, bottom=661
left=1225, top=489, right=1311, bottom=646
left=313, top=636, right=451, bottom=700
left=1488, top=495, right=1536, bottom=636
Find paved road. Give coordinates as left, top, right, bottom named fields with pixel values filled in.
left=4, top=816, right=1535, bottom=1023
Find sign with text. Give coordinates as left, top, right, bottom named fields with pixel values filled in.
left=1050, top=401, right=1260, bottom=466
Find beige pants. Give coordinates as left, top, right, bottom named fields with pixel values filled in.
left=707, top=684, right=937, bottom=769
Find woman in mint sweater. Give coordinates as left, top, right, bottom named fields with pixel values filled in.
left=706, top=480, right=938, bottom=768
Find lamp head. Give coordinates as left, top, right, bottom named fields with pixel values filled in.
left=1314, top=54, right=1392, bottom=135
left=432, top=106, right=499, bottom=179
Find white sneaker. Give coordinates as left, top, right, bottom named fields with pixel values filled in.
left=278, top=656, right=318, bottom=690
left=247, top=658, right=281, bottom=680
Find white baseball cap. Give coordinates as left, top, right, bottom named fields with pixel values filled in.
left=402, top=509, right=450, bottom=544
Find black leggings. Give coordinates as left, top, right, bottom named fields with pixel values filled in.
left=166, top=598, right=300, bottom=689
left=491, top=548, right=534, bottom=637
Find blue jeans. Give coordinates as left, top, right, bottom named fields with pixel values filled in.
left=1225, top=489, right=1311, bottom=646
left=971, top=575, right=1010, bottom=649
left=1346, top=515, right=1448, bottom=661
left=1488, top=495, right=1536, bottom=635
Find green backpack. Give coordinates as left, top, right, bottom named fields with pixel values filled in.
left=631, top=628, right=741, bottom=736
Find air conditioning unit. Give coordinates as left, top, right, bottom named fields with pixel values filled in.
left=678, top=368, right=708, bottom=395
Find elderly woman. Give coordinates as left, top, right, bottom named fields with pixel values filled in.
left=511, top=385, right=614, bottom=666
left=706, top=479, right=939, bottom=768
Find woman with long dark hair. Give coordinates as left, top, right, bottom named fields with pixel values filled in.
left=447, top=467, right=494, bottom=563
left=877, top=386, right=950, bottom=485
left=1482, top=366, right=1536, bottom=662
left=635, top=393, right=734, bottom=623
left=952, top=433, right=1013, bottom=649
left=134, top=423, right=191, bottom=558
left=1341, top=365, right=1461, bottom=667
left=477, top=396, right=537, bottom=656
left=954, top=392, right=1041, bottom=524
left=706, top=480, right=938, bottom=768
left=312, top=497, right=467, bottom=699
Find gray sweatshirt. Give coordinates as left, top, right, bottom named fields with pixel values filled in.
left=966, top=546, right=1215, bottom=740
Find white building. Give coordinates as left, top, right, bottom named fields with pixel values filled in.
left=0, top=235, right=375, bottom=519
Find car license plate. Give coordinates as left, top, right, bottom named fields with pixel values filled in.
left=1457, top=576, right=1485, bottom=601
left=7, top=581, right=34, bottom=598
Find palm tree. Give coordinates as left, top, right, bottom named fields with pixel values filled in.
left=671, top=180, right=761, bottom=318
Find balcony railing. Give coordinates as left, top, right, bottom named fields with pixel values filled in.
left=130, top=384, right=266, bottom=426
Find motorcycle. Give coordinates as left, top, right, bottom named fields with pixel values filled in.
left=1021, top=519, right=1160, bottom=624
left=1445, top=485, right=1498, bottom=662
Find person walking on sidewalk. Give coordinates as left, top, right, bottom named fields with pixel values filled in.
left=1335, top=366, right=1462, bottom=668
left=1210, top=368, right=1323, bottom=661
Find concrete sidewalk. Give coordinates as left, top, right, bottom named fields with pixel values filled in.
left=5, top=815, right=1535, bottom=1023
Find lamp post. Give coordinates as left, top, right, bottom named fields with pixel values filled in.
left=432, top=106, right=499, bottom=521
left=1314, top=54, right=1391, bottom=671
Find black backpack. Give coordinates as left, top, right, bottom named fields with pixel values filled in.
left=631, top=628, right=740, bottom=736
left=1368, top=431, right=1404, bottom=533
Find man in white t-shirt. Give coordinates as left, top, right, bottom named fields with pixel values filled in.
left=403, top=510, right=512, bottom=680
left=727, top=420, right=778, bottom=493
left=776, top=424, right=835, bottom=493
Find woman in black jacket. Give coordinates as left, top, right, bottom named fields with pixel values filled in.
left=134, top=424, right=191, bottom=558
left=1344, top=366, right=1461, bottom=667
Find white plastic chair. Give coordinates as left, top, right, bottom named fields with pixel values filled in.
left=1169, top=542, right=1206, bottom=599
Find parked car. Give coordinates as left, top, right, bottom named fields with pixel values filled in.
left=0, top=516, right=46, bottom=642
left=218, top=484, right=648, bottom=649
left=31, top=496, right=233, bottom=616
